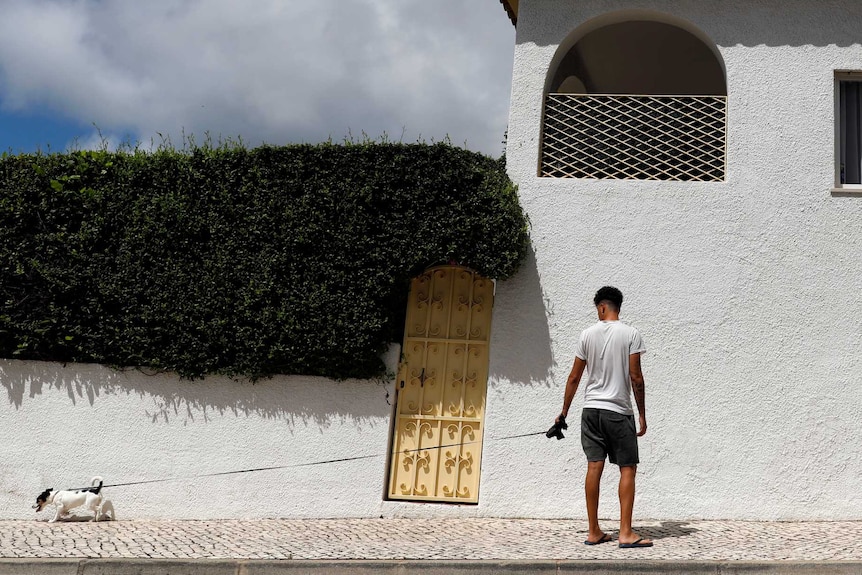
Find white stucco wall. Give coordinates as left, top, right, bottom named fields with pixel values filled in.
left=1, top=355, right=403, bottom=520
left=497, top=0, right=862, bottom=521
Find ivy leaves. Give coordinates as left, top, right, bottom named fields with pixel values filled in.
left=0, top=142, right=528, bottom=380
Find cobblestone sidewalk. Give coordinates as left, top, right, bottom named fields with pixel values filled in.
left=1, top=518, right=862, bottom=562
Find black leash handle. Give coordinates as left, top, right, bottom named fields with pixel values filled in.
left=546, top=415, right=568, bottom=440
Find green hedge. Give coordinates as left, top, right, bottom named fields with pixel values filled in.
left=0, top=142, right=529, bottom=380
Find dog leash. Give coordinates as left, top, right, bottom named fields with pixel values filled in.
left=67, top=431, right=547, bottom=490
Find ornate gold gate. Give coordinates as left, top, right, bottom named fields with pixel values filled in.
left=387, top=265, right=494, bottom=503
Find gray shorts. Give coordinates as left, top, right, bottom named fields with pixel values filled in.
left=581, top=408, right=640, bottom=467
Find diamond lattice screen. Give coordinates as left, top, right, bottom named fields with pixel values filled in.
left=540, top=94, right=727, bottom=181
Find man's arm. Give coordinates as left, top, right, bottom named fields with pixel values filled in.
left=629, top=352, right=647, bottom=436
left=559, top=356, right=587, bottom=421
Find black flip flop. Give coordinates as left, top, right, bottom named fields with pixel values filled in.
left=584, top=533, right=612, bottom=545
left=619, top=538, right=653, bottom=548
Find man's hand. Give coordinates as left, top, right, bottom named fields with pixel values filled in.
left=637, top=414, right=647, bottom=437
left=546, top=414, right=568, bottom=440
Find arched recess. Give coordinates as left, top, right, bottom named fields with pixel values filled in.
left=539, top=10, right=728, bottom=181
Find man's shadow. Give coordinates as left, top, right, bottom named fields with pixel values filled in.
left=636, top=521, right=700, bottom=540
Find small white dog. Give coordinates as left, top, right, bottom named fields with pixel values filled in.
left=33, top=476, right=115, bottom=522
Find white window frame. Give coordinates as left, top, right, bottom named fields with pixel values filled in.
left=833, top=71, right=862, bottom=194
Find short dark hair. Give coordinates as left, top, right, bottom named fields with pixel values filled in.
left=594, top=286, right=623, bottom=311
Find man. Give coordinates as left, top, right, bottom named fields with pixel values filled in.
left=555, top=286, right=652, bottom=548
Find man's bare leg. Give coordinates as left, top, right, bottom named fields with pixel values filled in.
left=585, top=460, right=607, bottom=542
left=618, top=465, right=652, bottom=545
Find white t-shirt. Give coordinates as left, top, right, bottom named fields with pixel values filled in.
left=574, top=320, right=646, bottom=415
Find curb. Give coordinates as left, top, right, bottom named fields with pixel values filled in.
left=1, top=560, right=862, bottom=575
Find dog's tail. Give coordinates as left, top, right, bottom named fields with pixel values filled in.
left=89, top=476, right=103, bottom=494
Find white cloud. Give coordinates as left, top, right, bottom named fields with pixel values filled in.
left=66, top=129, right=123, bottom=153
left=0, top=0, right=515, bottom=156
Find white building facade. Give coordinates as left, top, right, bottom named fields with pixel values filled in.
left=496, top=0, right=862, bottom=520
left=2, top=0, right=861, bottom=521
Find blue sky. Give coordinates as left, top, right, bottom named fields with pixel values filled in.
left=0, top=0, right=515, bottom=157
left=0, top=110, right=78, bottom=154
left=0, top=109, right=136, bottom=154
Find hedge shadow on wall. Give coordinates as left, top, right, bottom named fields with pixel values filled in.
left=0, top=358, right=391, bottom=430
left=0, top=142, right=529, bottom=381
